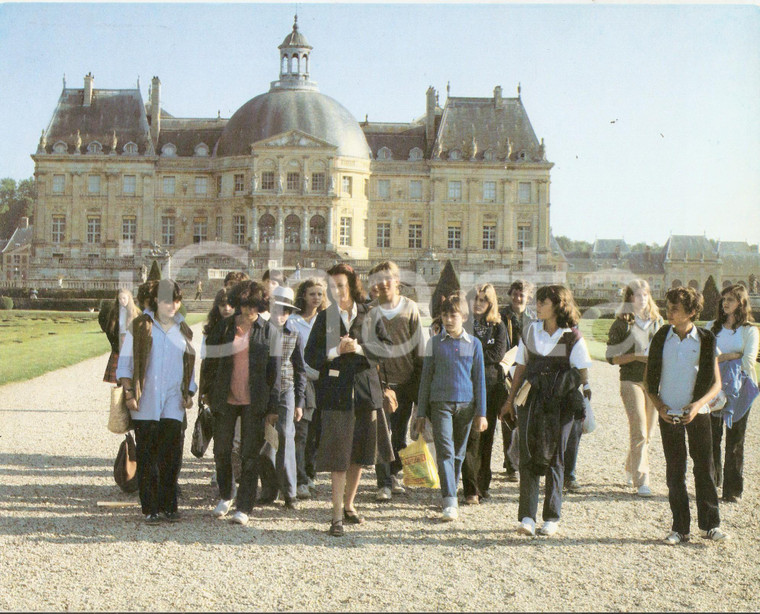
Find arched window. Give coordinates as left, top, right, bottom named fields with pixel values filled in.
left=259, top=214, right=276, bottom=244
left=281, top=55, right=288, bottom=75
left=408, top=147, right=423, bottom=161
left=293, top=54, right=300, bottom=74
left=722, top=280, right=733, bottom=289
left=483, top=149, right=494, bottom=161
left=161, top=143, right=177, bottom=157
left=671, top=279, right=683, bottom=288
left=123, top=142, right=138, bottom=155
left=285, top=214, right=301, bottom=249
left=309, top=215, right=326, bottom=246
left=53, top=141, right=68, bottom=154
left=449, top=149, right=462, bottom=161
left=688, top=279, right=700, bottom=290
left=87, top=141, right=102, bottom=154
left=377, top=147, right=392, bottom=161
left=194, top=143, right=209, bottom=157
left=304, top=55, right=309, bottom=74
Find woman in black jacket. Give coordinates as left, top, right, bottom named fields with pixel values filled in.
left=462, top=283, right=508, bottom=503
left=304, top=263, right=393, bottom=537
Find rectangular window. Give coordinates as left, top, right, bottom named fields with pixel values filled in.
left=52, top=215, right=65, bottom=243
left=88, top=174, right=100, bottom=194
left=233, top=215, right=247, bottom=245
left=123, top=175, right=136, bottom=195
left=216, top=176, right=223, bottom=196
left=161, top=216, right=176, bottom=246
left=193, top=217, right=208, bottom=243
left=408, top=223, right=423, bottom=249
left=234, top=173, right=244, bottom=193
left=339, top=217, right=352, bottom=246
left=483, top=181, right=496, bottom=202
left=87, top=216, right=101, bottom=244
left=364, top=178, right=369, bottom=198
left=52, top=174, right=65, bottom=194
left=517, top=223, right=532, bottom=251
left=448, top=181, right=462, bottom=200
left=163, top=176, right=175, bottom=195
left=216, top=216, right=223, bottom=240
left=518, top=182, right=531, bottom=204
left=261, top=171, right=275, bottom=190
left=482, top=224, right=496, bottom=250
left=378, top=179, right=390, bottom=199
left=311, top=172, right=325, bottom=192
left=342, top=176, right=352, bottom=197
left=376, top=221, right=391, bottom=248
left=122, top=216, right=136, bottom=244
left=287, top=172, right=300, bottom=191
left=409, top=180, right=422, bottom=200
left=195, top=176, right=207, bottom=196
left=447, top=226, right=461, bottom=250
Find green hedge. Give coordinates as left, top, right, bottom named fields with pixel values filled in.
left=12, top=298, right=101, bottom=311
left=0, top=296, right=13, bottom=310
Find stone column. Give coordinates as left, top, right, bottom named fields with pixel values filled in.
left=276, top=205, right=285, bottom=250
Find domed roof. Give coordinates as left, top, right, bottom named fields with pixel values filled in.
left=280, top=20, right=311, bottom=49
left=216, top=88, right=370, bottom=159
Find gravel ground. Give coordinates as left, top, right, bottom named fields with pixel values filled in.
left=1, top=322, right=759, bottom=612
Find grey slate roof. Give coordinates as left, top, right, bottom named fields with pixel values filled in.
left=158, top=118, right=227, bottom=157
left=362, top=122, right=427, bottom=161
left=1, top=225, right=33, bottom=253
left=593, top=239, right=630, bottom=256
left=627, top=249, right=666, bottom=275
left=718, top=240, right=759, bottom=255
left=43, top=88, right=153, bottom=155
left=664, top=235, right=719, bottom=262
left=433, top=96, right=545, bottom=162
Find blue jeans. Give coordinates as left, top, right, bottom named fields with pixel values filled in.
left=517, top=406, right=575, bottom=522
left=275, top=386, right=297, bottom=501
left=376, top=382, right=416, bottom=487
left=430, top=401, right=476, bottom=509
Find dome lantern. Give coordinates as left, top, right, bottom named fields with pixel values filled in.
left=276, top=15, right=315, bottom=89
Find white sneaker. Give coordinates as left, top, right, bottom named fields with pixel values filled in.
left=637, top=485, right=653, bottom=498
left=442, top=506, right=458, bottom=521
left=391, top=475, right=406, bottom=494
left=702, top=527, right=729, bottom=541
left=664, top=531, right=689, bottom=545
left=231, top=511, right=249, bottom=525
left=538, top=520, right=559, bottom=536
left=375, top=487, right=392, bottom=502
left=297, top=484, right=311, bottom=499
left=212, top=499, right=233, bottom=518
left=517, top=517, right=536, bottom=536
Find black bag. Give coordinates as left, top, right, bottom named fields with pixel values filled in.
left=190, top=400, right=214, bottom=458
left=113, top=432, right=138, bottom=493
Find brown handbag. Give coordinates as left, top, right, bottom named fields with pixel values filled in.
left=378, top=363, right=398, bottom=414
left=113, top=432, right=138, bottom=493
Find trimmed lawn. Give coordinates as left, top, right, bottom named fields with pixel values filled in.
left=0, top=310, right=205, bottom=386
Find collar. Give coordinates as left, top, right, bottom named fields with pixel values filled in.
left=666, top=324, right=699, bottom=342
left=442, top=329, right=473, bottom=343
left=537, top=321, right=572, bottom=341
left=339, top=302, right=357, bottom=320
left=146, top=310, right=184, bottom=328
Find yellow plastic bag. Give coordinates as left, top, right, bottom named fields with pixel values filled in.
left=399, top=436, right=440, bottom=489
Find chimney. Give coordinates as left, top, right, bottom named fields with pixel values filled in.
left=425, top=86, right=436, bottom=154
left=494, top=85, right=503, bottom=108
left=150, top=76, right=161, bottom=144
left=83, top=72, right=94, bottom=107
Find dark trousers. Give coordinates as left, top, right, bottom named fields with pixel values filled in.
left=295, top=416, right=317, bottom=485
left=563, top=417, right=583, bottom=483
left=375, top=382, right=416, bottom=487
left=516, top=407, right=575, bottom=522
left=213, top=403, right=266, bottom=514
left=462, top=382, right=505, bottom=497
left=711, top=410, right=750, bottom=499
left=659, top=414, right=720, bottom=535
left=133, top=418, right=183, bottom=516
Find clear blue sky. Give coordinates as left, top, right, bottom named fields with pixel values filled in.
left=1, top=2, right=758, bottom=246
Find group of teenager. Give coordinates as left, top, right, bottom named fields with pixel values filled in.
left=100, top=263, right=757, bottom=543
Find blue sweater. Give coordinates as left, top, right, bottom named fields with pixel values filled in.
left=417, top=330, right=487, bottom=418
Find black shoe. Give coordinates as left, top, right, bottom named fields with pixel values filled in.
left=144, top=513, right=161, bottom=525
left=164, top=511, right=182, bottom=523
left=258, top=491, right=277, bottom=505
left=284, top=498, right=298, bottom=510
left=564, top=479, right=581, bottom=493
left=722, top=494, right=742, bottom=503
left=329, top=520, right=344, bottom=537
left=479, top=490, right=492, bottom=501
left=505, top=471, right=519, bottom=483
left=343, top=509, right=365, bottom=525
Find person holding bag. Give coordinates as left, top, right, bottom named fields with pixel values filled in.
left=116, top=279, right=196, bottom=524
left=605, top=279, right=663, bottom=497
left=100, top=288, right=140, bottom=384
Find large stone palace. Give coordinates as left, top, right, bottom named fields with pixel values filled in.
left=28, top=18, right=565, bottom=289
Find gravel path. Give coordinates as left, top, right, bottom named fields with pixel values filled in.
left=1, top=323, right=759, bottom=611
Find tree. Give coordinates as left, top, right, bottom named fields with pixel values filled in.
left=0, top=177, right=36, bottom=239
left=430, top=260, right=460, bottom=319
left=554, top=235, right=592, bottom=255
left=148, top=260, right=162, bottom=281
left=702, top=275, right=721, bottom=321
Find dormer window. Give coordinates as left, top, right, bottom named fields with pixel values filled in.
left=123, top=142, right=138, bottom=155
left=87, top=141, right=103, bottom=154
left=449, top=149, right=462, bottom=161
left=53, top=141, right=68, bottom=154
left=483, top=149, right=495, bottom=161
left=408, top=147, right=423, bottom=161
left=377, top=147, right=392, bottom=161
left=194, top=143, right=209, bottom=157
left=161, top=143, right=177, bottom=157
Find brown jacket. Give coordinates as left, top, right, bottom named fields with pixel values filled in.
left=131, top=313, right=195, bottom=404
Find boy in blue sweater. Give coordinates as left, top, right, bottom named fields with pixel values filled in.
left=417, top=291, right=487, bottom=521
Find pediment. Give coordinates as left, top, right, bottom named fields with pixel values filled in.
left=252, top=130, right=337, bottom=151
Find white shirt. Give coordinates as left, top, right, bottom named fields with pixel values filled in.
left=327, top=302, right=364, bottom=360
left=659, top=326, right=712, bottom=414
left=288, top=312, right=320, bottom=380
left=514, top=321, right=592, bottom=369
left=377, top=296, right=406, bottom=320
left=706, top=320, right=760, bottom=384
